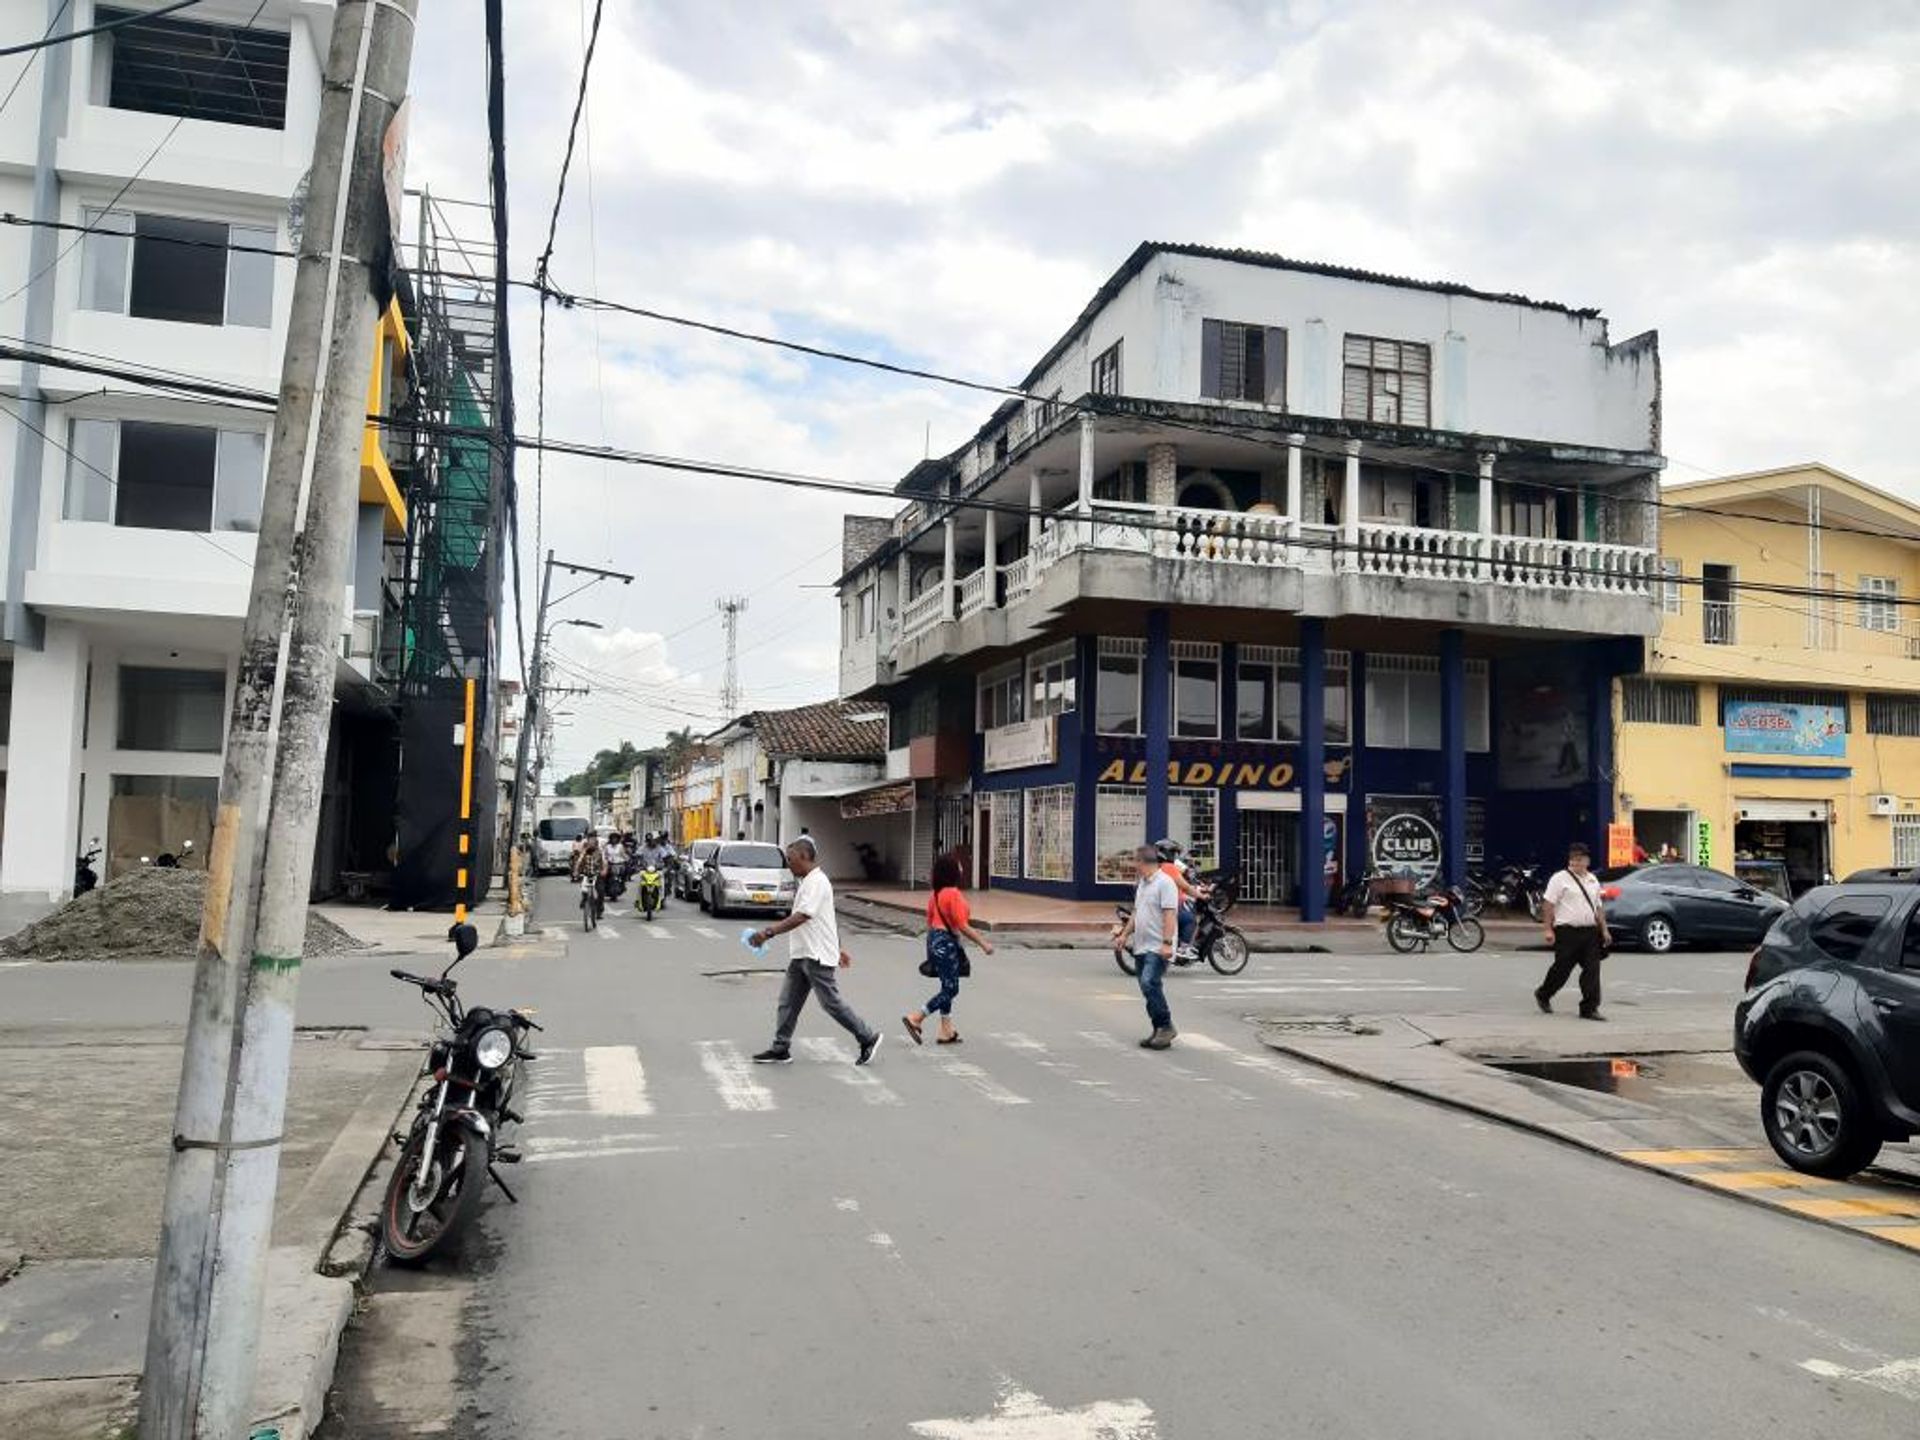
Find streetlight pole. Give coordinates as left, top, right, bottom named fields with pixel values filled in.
left=504, top=553, right=631, bottom=913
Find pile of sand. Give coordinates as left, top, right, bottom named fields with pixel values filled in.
left=0, top=866, right=365, bottom=963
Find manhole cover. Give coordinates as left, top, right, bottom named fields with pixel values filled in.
left=1256, top=1016, right=1376, bottom=1036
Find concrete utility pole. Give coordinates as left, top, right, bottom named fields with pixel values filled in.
left=140, top=4, right=418, bottom=1437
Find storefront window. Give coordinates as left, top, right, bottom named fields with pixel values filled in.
left=1172, top=642, right=1220, bottom=739
left=1236, top=658, right=1275, bottom=740
left=1097, top=639, right=1143, bottom=736
left=1367, top=655, right=1487, bottom=751
left=1238, top=646, right=1351, bottom=743
left=1023, top=784, right=1074, bottom=881
left=1095, top=784, right=1217, bottom=882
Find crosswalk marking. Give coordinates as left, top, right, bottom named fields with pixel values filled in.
left=692, top=925, right=723, bottom=940
left=1179, top=1030, right=1361, bottom=1099
left=697, top=1039, right=777, bottom=1111
left=525, top=1142, right=682, bottom=1165
left=995, top=1032, right=1139, bottom=1103
left=639, top=924, right=672, bottom=941
left=799, top=1038, right=904, bottom=1105
left=597, top=923, right=622, bottom=941
left=938, top=1058, right=1030, bottom=1106
left=582, top=1045, right=653, bottom=1116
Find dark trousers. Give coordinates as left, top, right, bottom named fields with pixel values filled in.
left=774, top=957, right=875, bottom=1047
left=1539, top=927, right=1604, bottom=1013
left=924, top=948, right=962, bottom=1015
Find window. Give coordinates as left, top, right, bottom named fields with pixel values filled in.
left=1023, top=785, right=1074, bottom=882
left=1366, top=654, right=1490, bottom=751
left=81, top=210, right=276, bottom=327
left=1868, top=694, right=1920, bottom=737
left=1623, top=678, right=1700, bottom=726
left=99, top=7, right=292, bottom=129
left=1238, top=646, right=1351, bottom=743
left=1027, top=641, right=1077, bottom=719
left=1201, top=320, right=1285, bottom=405
left=1171, top=641, right=1220, bottom=739
left=1807, top=893, right=1891, bottom=964
left=1094, top=785, right=1218, bottom=882
left=536, top=817, right=588, bottom=843
left=117, top=667, right=225, bottom=752
left=717, top=843, right=786, bottom=868
left=989, top=799, right=1021, bottom=879
left=1893, top=815, right=1920, bottom=873
left=977, top=662, right=1025, bottom=731
left=66, top=419, right=265, bottom=532
left=1702, top=563, right=1736, bottom=644
left=1859, top=575, right=1900, bottom=634
left=1170, top=787, right=1218, bottom=869
left=1342, top=336, right=1431, bottom=426
left=1097, top=638, right=1143, bottom=736
left=853, top=587, right=876, bottom=639
left=1659, top=558, right=1683, bottom=615
left=1091, top=340, right=1122, bottom=397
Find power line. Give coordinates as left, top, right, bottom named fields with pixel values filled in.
left=0, top=0, right=200, bottom=58
left=481, top=0, right=527, bottom=695
left=0, top=2, right=71, bottom=124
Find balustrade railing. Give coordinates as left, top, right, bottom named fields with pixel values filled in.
left=900, top=584, right=946, bottom=640
left=957, top=567, right=989, bottom=618
left=1002, top=553, right=1033, bottom=602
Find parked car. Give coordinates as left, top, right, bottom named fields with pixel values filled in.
left=1597, top=863, right=1789, bottom=953
left=701, top=841, right=796, bottom=918
left=1843, top=866, right=1920, bottom=884
left=676, top=838, right=720, bottom=901
left=1735, top=883, right=1920, bottom=1177
left=534, top=816, right=588, bottom=876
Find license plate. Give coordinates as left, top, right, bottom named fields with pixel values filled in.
left=751, top=891, right=773, bottom=904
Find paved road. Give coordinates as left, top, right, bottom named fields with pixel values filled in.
left=302, top=881, right=1918, bottom=1437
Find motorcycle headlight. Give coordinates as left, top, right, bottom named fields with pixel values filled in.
left=473, top=1027, right=513, bottom=1070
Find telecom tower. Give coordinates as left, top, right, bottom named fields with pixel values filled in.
left=717, top=596, right=748, bottom=718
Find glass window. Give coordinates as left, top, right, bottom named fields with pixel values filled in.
left=1901, top=907, right=1920, bottom=970
left=1096, top=641, right=1142, bottom=736
left=117, top=667, right=225, bottom=752
left=988, top=797, right=1021, bottom=878
left=1659, top=557, right=1683, bottom=614
left=1028, top=641, right=1077, bottom=719
left=64, top=417, right=117, bottom=522
left=79, top=208, right=133, bottom=313
left=213, top=430, right=266, bottom=532
left=536, top=817, right=588, bottom=842
left=1325, top=658, right=1351, bottom=745
left=1808, top=893, right=1891, bottom=964
left=115, top=420, right=216, bottom=530
left=718, top=843, right=786, bottom=868
left=1094, top=785, right=1146, bottom=883
left=978, top=663, right=1024, bottom=730
left=1169, top=787, right=1218, bottom=869
left=130, top=214, right=229, bottom=325
left=1859, top=575, right=1900, bottom=633
left=1172, top=645, right=1220, bottom=739
left=224, top=223, right=276, bottom=327
left=1091, top=340, right=1122, bottom=397
left=1366, top=656, right=1486, bottom=751
left=1023, top=784, right=1074, bottom=882
left=1236, top=660, right=1274, bottom=741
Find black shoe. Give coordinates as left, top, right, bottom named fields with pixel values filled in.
left=752, top=1047, right=792, bottom=1064
left=1578, top=1009, right=1607, bottom=1022
left=1533, top=990, right=1553, bottom=1014
left=856, top=1032, right=883, bottom=1066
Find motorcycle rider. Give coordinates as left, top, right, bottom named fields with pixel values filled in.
left=571, top=831, right=608, bottom=914
left=1155, top=839, right=1207, bottom=960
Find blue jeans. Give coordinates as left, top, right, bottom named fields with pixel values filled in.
left=1177, top=903, right=1195, bottom=946
left=1135, top=951, right=1172, bottom=1031
left=925, top=951, right=962, bottom=1015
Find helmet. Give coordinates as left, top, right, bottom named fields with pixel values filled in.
left=1154, top=838, right=1181, bottom=860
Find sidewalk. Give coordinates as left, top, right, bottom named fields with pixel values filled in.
left=0, top=1023, right=421, bottom=1438
left=311, top=896, right=505, bottom=954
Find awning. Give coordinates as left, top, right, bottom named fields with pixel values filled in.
left=787, top=777, right=917, bottom=819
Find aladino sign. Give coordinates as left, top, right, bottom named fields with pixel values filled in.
left=1723, top=701, right=1846, bottom=757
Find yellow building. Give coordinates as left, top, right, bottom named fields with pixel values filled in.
left=1617, top=464, right=1920, bottom=890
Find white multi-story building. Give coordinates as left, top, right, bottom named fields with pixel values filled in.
left=0, top=1, right=404, bottom=897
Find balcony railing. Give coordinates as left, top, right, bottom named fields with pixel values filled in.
left=958, top=567, right=989, bottom=619
left=901, top=583, right=946, bottom=640
left=1002, top=553, right=1034, bottom=603
left=1703, top=600, right=1735, bottom=645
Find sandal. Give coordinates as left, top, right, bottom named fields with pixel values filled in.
left=902, top=1015, right=924, bottom=1045
left=936, top=1033, right=963, bottom=1045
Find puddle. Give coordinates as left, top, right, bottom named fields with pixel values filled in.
left=1484, top=1054, right=1738, bottom=1102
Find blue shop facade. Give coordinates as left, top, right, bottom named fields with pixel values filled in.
left=909, top=618, right=1640, bottom=917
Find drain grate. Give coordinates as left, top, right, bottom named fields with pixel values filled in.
left=1255, top=1015, right=1378, bottom=1036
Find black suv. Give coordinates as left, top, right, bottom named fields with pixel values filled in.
left=1735, top=884, right=1920, bottom=1177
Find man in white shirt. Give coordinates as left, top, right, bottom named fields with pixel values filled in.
left=1114, top=844, right=1181, bottom=1050
left=749, top=837, right=881, bottom=1066
left=1535, top=842, right=1612, bottom=1021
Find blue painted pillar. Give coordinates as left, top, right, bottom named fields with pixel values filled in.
left=1144, top=609, right=1171, bottom=842
left=1440, top=629, right=1467, bottom=885
left=1300, top=618, right=1327, bottom=921
left=1587, top=641, right=1614, bottom=858
left=1345, top=649, right=1368, bottom=886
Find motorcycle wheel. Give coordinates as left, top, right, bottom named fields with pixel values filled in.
left=1206, top=927, right=1251, bottom=975
left=1446, top=917, right=1487, bottom=953
left=382, top=1125, right=489, bottom=1266
left=1113, top=947, right=1138, bottom=976
left=1385, top=914, right=1424, bottom=953
left=1525, top=891, right=1543, bottom=923
left=581, top=892, right=596, bottom=932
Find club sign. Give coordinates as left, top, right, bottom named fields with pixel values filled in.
left=1371, top=807, right=1442, bottom=882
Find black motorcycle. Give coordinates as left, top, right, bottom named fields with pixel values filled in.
left=1336, top=866, right=1390, bottom=917
left=1111, top=888, right=1250, bottom=976
left=1382, top=884, right=1486, bottom=953
left=74, top=841, right=101, bottom=895
left=382, top=923, right=540, bottom=1265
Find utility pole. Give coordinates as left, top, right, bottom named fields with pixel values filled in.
left=503, top=552, right=631, bottom=912
left=717, top=595, right=747, bottom=717
left=140, top=4, right=418, bottom=1437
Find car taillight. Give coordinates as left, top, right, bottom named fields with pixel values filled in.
left=1744, top=947, right=1761, bottom=990
left=1600, top=885, right=1621, bottom=901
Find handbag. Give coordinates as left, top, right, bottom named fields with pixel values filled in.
left=1573, top=872, right=1612, bottom=957
left=919, top=891, right=972, bottom=978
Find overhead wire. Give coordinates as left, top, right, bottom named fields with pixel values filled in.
left=0, top=0, right=201, bottom=57
left=0, top=1, right=71, bottom=124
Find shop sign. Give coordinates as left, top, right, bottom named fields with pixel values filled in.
left=1367, top=796, right=1442, bottom=882
left=983, top=717, right=1056, bottom=773
left=1094, top=755, right=1352, bottom=789
left=1694, top=817, right=1713, bottom=867
left=1607, top=822, right=1637, bottom=868
left=840, top=780, right=915, bottom=820
left=1724, top=701, right=1846, bottom=757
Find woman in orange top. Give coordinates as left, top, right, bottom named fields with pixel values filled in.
left=902, top=853, right=994, bottom=1046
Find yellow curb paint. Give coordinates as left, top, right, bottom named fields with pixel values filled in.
left=1694, top=1169, right=1827, bottom=1191
left=1864, top=1225, right=1920, bottom=1249
left=1616, top=1148, right=1765, bottom=1166
left=1780, top=1196, right=1920, bottom=1220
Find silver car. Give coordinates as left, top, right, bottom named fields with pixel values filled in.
left=700, top=841, right=796, bottom=918
left=677, top=838, right=720, bottom=901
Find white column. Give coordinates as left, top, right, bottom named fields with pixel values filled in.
left=1077, top=413, right=1095, bottom=545
left=1027, top=470, right=1042, bottom=553
left=896, top=547, right=910, bottom=634
left=983, top=505, right=999, bottom=609
left=1477, top=451, right=1496, bottom=576
left=941, top=515, right=956, bottom=621
left=1342, top=439, right=1361, bottom=571
left=0, top=619, right=89, bottom=897
left=1285, top=433, right=1305, bottom=560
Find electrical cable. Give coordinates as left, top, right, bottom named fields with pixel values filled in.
left=481, top=0, right=527, bottom=694
left=0, top=1, right=71, bottom=124
left=0, top=0, right=200, bottom=57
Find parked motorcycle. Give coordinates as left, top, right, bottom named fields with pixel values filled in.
left=1382, top=885, right=1486, bottom=953
left=1336, top=866, right=1391, bottom=918
left=636, top=863, right=665, bottom=921
left=1487, top=862, right=1546, bottom=921
left=382, top=922, right=540, bottom=1264
left=74, top=841, right=101, bottom=895
left=1111, top=888, right=1250, bottom=976
left=852, top=841, right=887, bottom=881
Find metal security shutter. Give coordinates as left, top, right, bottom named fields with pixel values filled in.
left=1735, top=799, right=1831, bottom=823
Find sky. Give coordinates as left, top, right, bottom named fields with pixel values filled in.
left=399, top=0, right=1920, bottom=775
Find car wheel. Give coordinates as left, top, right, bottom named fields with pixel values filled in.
left=1641, top=914, right=1676, bottom=953
left=1761, top=1049, right=1882, bottom=1178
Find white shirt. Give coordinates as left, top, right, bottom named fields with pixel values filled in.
left=1544, top=868, right=1604, bottom=928
left=788, top=867, right=839, bottom=963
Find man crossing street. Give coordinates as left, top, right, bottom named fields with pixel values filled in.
left=749, top=838, right=882, bottom=1066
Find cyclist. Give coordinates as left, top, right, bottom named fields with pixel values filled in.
left=571, top=831, right=608, bottom=917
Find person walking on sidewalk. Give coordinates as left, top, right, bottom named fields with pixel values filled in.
left=903, top=853, right=994, bottom=1047
left=1535, top=842, right=1612, bottom=1021
left=750, top=838, right=882, bottom=1066
left=1115, top=844, right=1180, bottom=1049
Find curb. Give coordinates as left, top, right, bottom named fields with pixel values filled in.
left=1255, top=1029, right=1920, bottom=1260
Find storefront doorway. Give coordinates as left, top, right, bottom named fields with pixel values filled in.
left=1238, top=795, right=1343, bottom=906
left=1734, top=800, right=1830, bottom=895
left=1632, top=809, right=1693, bottom=863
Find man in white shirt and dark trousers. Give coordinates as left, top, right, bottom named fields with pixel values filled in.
left=1534, top=842, right=1612, bottom=1021
left=749, top=838, right=882, bottom=1065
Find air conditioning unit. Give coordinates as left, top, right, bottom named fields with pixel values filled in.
left=1870, top=794, right=1898, bottom=816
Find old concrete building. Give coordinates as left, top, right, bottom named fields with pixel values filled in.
left=836, top=243, right=1663, bottom=912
